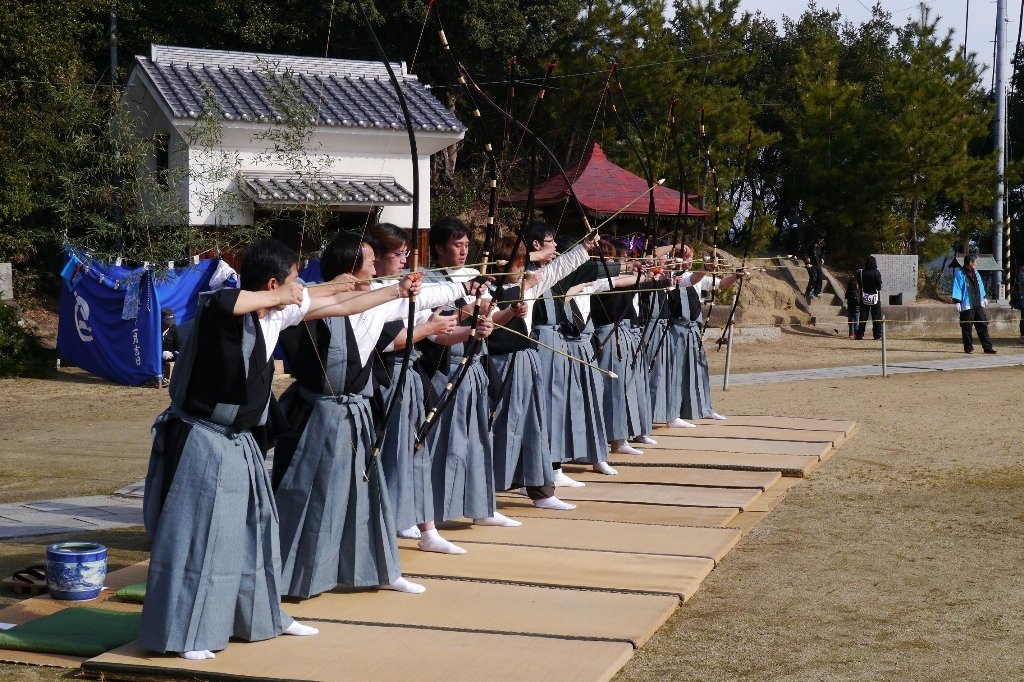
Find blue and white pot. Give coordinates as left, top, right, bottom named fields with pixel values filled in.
left=45, top=542, right=107, bottom=601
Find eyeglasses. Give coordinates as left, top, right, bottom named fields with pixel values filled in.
left=391, top=250, right=410, bottom=258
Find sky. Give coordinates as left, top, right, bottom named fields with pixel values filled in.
left=734, top=0, right=1016, bottom=77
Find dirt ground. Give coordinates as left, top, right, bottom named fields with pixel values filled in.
left=0, top=343, right=1022, bottom=681
left=617, top=366, right=1024, bottom=681
left=706, top=327, right=1024, bottom=374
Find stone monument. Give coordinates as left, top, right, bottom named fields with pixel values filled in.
left=870, top=254, right=917, bottom=305
left=0, top=262, right=13, bottom=301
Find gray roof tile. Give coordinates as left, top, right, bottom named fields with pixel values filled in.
left=238, top=173, right=413, bottom=206
left=136, top=44, right=465, bottom=133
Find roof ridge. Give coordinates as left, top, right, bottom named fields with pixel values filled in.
left=148, top=44, right=414, bottom=81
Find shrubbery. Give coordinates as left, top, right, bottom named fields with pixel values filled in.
left=0, top=303, right=55, bottom=377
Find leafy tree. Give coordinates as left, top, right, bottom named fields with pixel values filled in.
left=882, top=5, right=994, bottom=259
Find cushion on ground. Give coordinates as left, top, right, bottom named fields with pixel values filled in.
left=115, top=581, right=146, bottom=603
left=0, top=607, right=141, bottom=657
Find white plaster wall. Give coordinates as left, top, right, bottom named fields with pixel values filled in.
left=177, top=122, right=458, bottom=228
left=120, top=75, right=190, bottom=220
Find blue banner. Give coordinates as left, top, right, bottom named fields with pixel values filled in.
left=57, top=250, right=163, bottom=386
left=154, top=259, right=224, bottom=325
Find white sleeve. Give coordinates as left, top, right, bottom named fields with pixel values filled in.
left=587, top=278, right=612, bottom=295
left=280, top=288, right=312, bottom=328
left=413, top=282, right=468, bottom=313
left=372, top=282, right=467, bottom=323
left=677, top=273, right=696, bottom=288
left=528, top=245, right=588, bottom=295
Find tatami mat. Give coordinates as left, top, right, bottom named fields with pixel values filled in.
left=496, top=497, right=741, bottom=526
left=561, top=464, right=781, bottom=490
left=608, top=449, right=819, bottom=476
left=654, top=424, right=846, bottom=445
left=0, top=562, right=148, bottom=668
left=85, top=622, right=636, bottom=682
left=7, top=415, right=858, bottom=682
left=643, top=436, right=832, bottom=459
left=285, top=578, right=678, bottom=647
left=399, top=543, right=714, bottom=601
left=500, top=482, right=761, bottom=510
left=744, top=477, right=804, bottom=513
left=430, top=517, right=741, bottom=562
left=690, top=415, right=858, bottom=435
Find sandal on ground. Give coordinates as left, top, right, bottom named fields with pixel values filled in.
left=2, top=564, right=48, bottom=595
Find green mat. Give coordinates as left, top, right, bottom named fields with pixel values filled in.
left=0, top=607, right=141, bottom=657
left=115, top=581, right=147, bottom=604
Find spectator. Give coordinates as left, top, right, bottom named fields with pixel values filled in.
left=844, top=272, right=861, bottom=338
left=856, top=257, right=883, bottom=340
left=951, top=254, right=995, bottom=354
left=160, top=308, right=180, bottom=385
left=804, top=230, right=826, bottom=300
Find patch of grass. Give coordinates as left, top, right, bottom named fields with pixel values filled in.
left=966, top=468, right=1024, bottom=490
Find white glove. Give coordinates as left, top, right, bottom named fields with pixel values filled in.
left=162, top=351, right=175, bottom=361
left=981, top=298, right=988, bottom=308
left=954, top=302, right=963, bottom=313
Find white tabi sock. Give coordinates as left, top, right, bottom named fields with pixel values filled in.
left=284, top=620, right=319, bottom=636
left=180, top=650, right=216, bottom=660
left=631, top=435, right=657, bottom=445
left=473, top=512, right=522, bottom=527
left=398, top=526, right=422, bottom=540
left=667, top=418, right=697, bottom=428
left=418, top=529, right=467, bottom=554
left=532, top=496, right=576, bottom=511
left=611, top=440, right=644, bottom=455
left=383, top=577, right=427, bottom=594
left=553, top=470, right=585, bottom=487
left=710, top=412, right=727, bottom=420
left=592, top=461, right=618, bottom=475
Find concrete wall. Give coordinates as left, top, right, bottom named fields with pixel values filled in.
left=880, top=304, right=1020, bottom=333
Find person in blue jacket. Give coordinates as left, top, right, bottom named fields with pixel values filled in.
left=952, top=255, right=996, bottom=354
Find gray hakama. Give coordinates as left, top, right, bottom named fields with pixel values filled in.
left=379, top=351, right=433, bottom=530
left=594, top=323, right=646, bottom=441
left=628, top=323, right=655, bottom=435
left=424, top=346, right=496, bottom=522
left=531, top=292, right=571, bottom=463
left=562, top=318, right=610, bottom=464
left=140, top=293, right=292, bottom=654
left=141, top=411, right=291, bottom=653
left=274, top=318, right=400, bottom=598
left=668, top=286, right=715, bottom=420
left=674, top=318, right=715, bottom=419
left=645, top=294, right=678, bottom=423
left=488, top=349, right=553, bottom=490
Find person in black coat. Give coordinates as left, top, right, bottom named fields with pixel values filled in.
left=803, top=230, right=826, bottom=300
left=844, top=274, right=860, bottom=338
left=856, top=256, right=883, bottom=340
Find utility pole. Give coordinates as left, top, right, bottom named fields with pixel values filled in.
left=993, top=0, right=1007, bottom=302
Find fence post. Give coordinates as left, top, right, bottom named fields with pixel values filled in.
left=881, top=315, right=888, bottom=377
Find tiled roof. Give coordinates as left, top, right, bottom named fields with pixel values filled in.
left=238, top=173, right=413, bottom=206
left=501, top=143, right=707, bottom=218
left=950, top=254, right=1000, bottom=271
left=135, top=44, right=465, bottom=133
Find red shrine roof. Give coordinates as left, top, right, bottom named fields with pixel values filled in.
left=501, top=143, right=707, bottom=219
